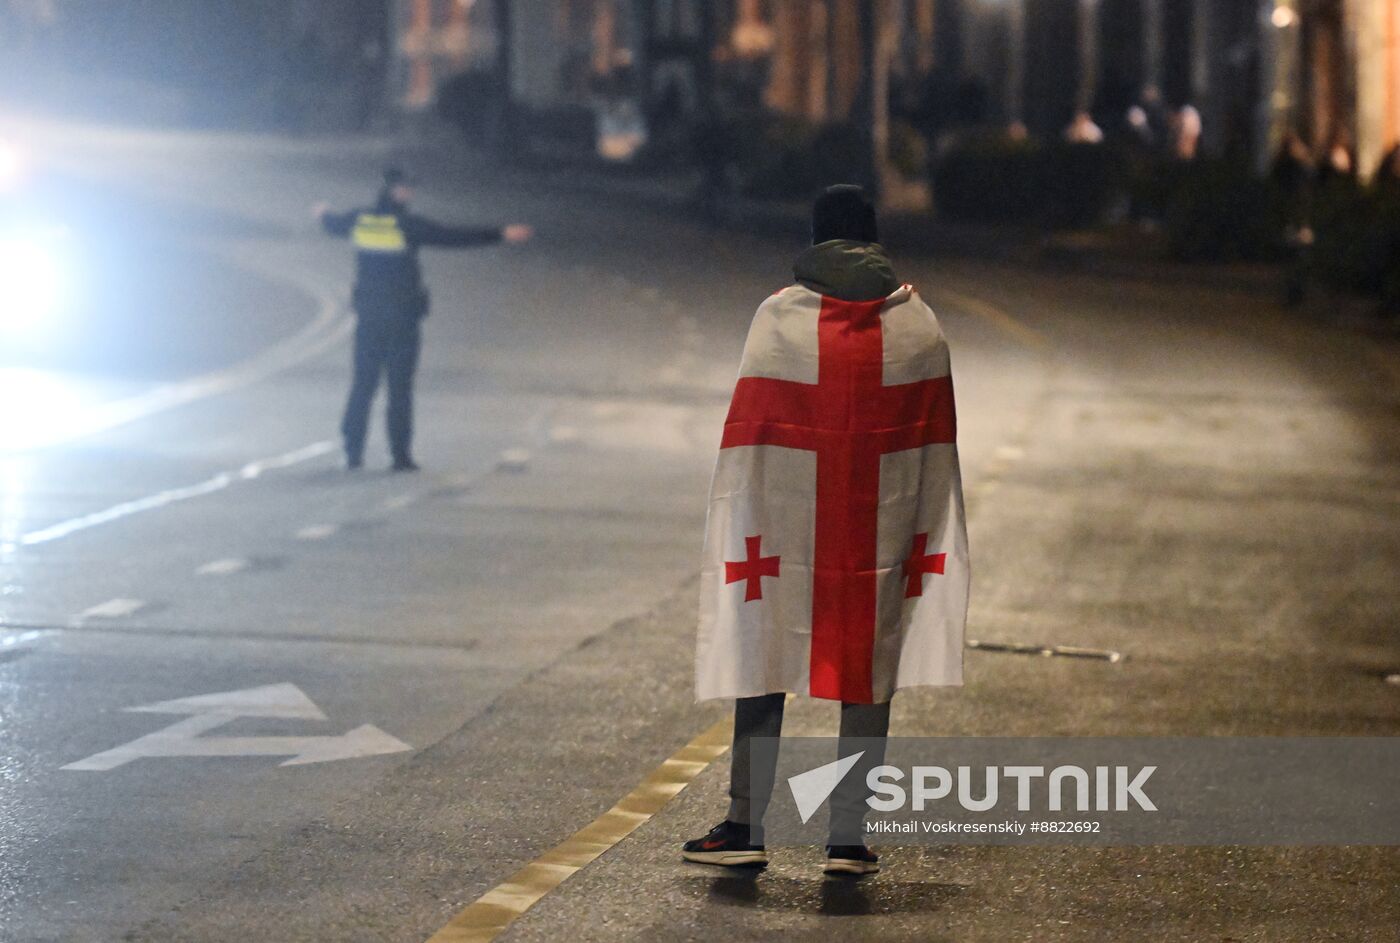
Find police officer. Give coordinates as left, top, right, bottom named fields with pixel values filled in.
left=314, top=168, right=532, bottom=471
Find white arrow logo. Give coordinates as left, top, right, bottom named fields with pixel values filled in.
left=62, top=683, right=413, bottom=771
left=787, top=751, right=865, bottom=824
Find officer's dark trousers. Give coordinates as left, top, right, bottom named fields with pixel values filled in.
left=341, top=319, right=421, bottom=463
left=727, top=693, right=891, bottom=845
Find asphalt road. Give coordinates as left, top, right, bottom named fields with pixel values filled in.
left=0, top=121, right=1396, bottom=943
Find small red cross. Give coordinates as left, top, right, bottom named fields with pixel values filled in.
left=725, top=535, right=781, bottom=602
left=902, top=532, right=946, bottom=599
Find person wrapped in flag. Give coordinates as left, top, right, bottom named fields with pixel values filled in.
left=684, top=185, right=969, bottom=876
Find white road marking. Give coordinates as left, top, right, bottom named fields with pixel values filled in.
left=382, top=493, right=417, bottom=511
left=62, top=683, right=412, bottom=771
left=967, top=639, right=1123, bottom=663
left=1386, top=674, right=1399, bottom=687
left=129, top=682, right=326, bottom=718
left=1, top=629, right=45, bottom=648
left=76, top=598, right=147, bottom=621
left=295, top=523, right=338, bottom=541
left=19, top=441, right=336, bottom=548
left=995, top=445, right=1026, bottom=461
left=195, top=557, right=250, bottom=577
left=238, top=441, right=338, bottom=478
left=497, top=448, right=531, bottom=472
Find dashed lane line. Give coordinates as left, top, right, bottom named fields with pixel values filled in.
left=15, top=441, right=336, bottom=549
left=294, top=524, right=339, bottom=541
left=0, top=619, right=478, bottom=651
left=547, top=425, right=581, bottom=446
left=425, top=718, right=731, bottom=943
left=496, top=448, right=531, bottom=473
left=75, top=598, right=148, bottom=622
left=195, top=558, right=251, bottom=577
left=383, top=493, right=418, bottom=511
left=1, top=629, right=45, bottom=648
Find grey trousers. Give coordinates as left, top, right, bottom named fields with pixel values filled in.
left=726, top=693, right=891, bottom=845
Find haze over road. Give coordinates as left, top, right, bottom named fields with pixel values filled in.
left=1, top=124, right=1396, bottom=942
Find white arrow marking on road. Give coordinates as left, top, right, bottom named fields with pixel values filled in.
left=127, top=682, right=326, bottom=719
left=62, top=683, right=412, bottom=771
left=76, top=598, right=148, bottom=621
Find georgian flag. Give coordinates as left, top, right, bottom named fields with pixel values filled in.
left=696, top=282, right=969, bottom=704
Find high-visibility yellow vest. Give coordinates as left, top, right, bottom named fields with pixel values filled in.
left=351, top=213, right=408, bottom=253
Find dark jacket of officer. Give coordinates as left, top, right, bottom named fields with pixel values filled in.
left=320, top=196, right=502, bottom=324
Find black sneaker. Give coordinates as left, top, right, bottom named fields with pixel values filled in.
left=391, top=459, right=420, bottom=473
left=824, top=844, right=879, bottom=876
left=681, top=821, right=768, bottom=867
left=346, top=454, right=363, bottom=471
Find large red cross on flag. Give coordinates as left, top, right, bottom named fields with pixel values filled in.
left=698, top=282, right=969, bottom=704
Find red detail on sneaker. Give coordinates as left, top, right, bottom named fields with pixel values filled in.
left=700, top=839, right=727, bottom=850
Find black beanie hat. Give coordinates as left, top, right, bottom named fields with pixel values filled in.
left=378, top=166, right=415, bottom=208
left=811, top=184, right=878, bottom=245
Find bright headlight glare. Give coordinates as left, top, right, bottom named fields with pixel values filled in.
left=0, top=233, right=65, bottom=332
left=0, top=141, right=23, bottom=192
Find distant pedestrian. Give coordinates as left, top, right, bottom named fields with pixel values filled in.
left=1137, top=85, right=1170, bottom=152
left=314, top=168, right=532, bottom=471
left=1315, top=132, right=1358, bottom=190
left=1171, top=104, right=1202, bottom=161
left=1126, top=105, right=1153, bottom=147
left=683, top=185, right=969, bottom=876
left=1271, top=130, right=1316, bottom=306
left=1064, top=110, right=1104, bottom=145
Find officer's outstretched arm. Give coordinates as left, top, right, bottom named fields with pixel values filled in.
left=407, top=215, right=507, bottom=249
left=315, top=205, right=356, bottom=238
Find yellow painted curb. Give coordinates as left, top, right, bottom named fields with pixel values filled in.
left=425, top=718, right=732, bottom=943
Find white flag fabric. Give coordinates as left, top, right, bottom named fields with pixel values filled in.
left=696, top=282, right=969, bottom=704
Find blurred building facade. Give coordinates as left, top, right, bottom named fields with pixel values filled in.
left=395, top=0, right=500, bottom=111
left=393, top=0, right=1399, bottom=177
left=1285, top=0, right=1400, bottom=177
